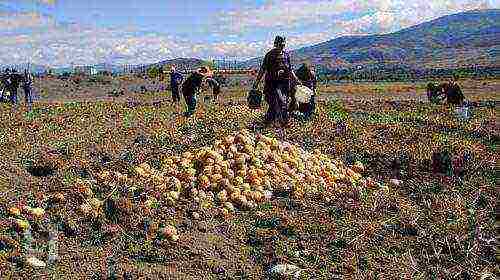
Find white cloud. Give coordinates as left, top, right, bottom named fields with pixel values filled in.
left=0, top=1, right=497, bottom=67
left=212, top=0, right=495, bottom=40
left=0, top=11, right=56, bottom=30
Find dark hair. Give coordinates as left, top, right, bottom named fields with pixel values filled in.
left=274, top=36, right=286, bottom=46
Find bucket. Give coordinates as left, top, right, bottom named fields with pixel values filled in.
left=455, top=104, right=471, bottom=120
left=247, top=89, right=262, bottom=109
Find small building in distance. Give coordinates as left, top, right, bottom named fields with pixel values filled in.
left=74, top=65, right=98, bottom=76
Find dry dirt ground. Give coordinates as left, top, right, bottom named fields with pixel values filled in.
left=32, top=75, right=500, bottom=103
left=0, top=77, right=497, bottom=280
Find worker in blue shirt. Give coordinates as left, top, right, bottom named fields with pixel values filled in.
left=169, top=66, right=183, bottom=104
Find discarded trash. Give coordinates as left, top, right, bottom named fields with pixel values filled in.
left=26, top=256, right=46, bottom=268
left=269, top=264, right=302, bottom=280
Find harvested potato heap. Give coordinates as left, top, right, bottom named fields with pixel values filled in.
left=126, top=129, right=368, bottom=215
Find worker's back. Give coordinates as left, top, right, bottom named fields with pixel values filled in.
left=446, top=82, right=464, bottom=105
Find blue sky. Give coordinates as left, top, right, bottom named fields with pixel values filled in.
left=0, top=0, right=497, bottom=67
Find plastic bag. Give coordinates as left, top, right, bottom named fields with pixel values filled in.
left=295, top=85, right=313, bottom=104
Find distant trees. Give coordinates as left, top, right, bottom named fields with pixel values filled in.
left=147, top=66, right=161, bottom=79
left=316, top=65, right=499, bottom=83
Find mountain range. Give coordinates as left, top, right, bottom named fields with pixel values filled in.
left=239, top=9, right=499, bottom=70
left=4, top=9, right=498, bottom=74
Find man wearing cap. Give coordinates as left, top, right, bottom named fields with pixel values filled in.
left=181, top=66, right=211, bottom=117
left=252, top=36, right=301, bottom=127
left=169, top=66, right=183, bottom=104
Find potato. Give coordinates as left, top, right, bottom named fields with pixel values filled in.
left=9, top=207, right=21, bottom=216
left=217, top=190, right=228, bottom=203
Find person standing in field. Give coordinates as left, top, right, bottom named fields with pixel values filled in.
left=290, top=62, right=317, bottom=119
left=205, top=77, right=221, bottom=103
left=22, top=70, right=34, bottom=111
left=169, top=66, right=183, bottom=104
left=0, top=69, right=10, bottom=102
left=181, top=66, right=211, bottom=117
left=252, top=36, right=301, bottom=128
left=445, top=77, right=464, bottom=106
left=7, top=69, right=22, bottom=105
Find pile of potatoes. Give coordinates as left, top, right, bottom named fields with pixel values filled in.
left=131, top=129, right=368, bottom=215
left=69, top=129, right=372, bottom=227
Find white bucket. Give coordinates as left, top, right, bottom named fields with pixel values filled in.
left=456, top=105, right=471, bottom=120
left=295, top=85, right=313, bottom=104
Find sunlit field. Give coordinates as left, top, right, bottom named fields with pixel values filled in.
left=0, top=78, right=497, bottom=279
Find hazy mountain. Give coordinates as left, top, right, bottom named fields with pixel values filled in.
left=239, top=9, right=499, bottom=70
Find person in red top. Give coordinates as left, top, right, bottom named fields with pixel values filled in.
left=252, top=36, right=301, bottom=127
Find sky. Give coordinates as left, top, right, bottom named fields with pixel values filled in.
left=0, top=0, right=497, bottom=67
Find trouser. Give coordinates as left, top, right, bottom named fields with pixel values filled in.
left=0, top=86, right=5, bottom=101
left=23, top=85, right=32, bottom=110
left=8, top=87, right=17, bottom=104
left=264, top=80, right=290, bottom=123
left=172, top=86, right=180, bottom=103
left=182, top=89, right=197, bottom=116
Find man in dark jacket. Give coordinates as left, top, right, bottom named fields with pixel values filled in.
left=445, top=77, right=464, bottom=106
left=252, top=36, right=301, bottom=127
left=7, top=69, right=22, bottom=105
left=22, top=70, right=33, bottom=111
left=0, top=69, right=10, bottom=102
left=181, top=67, right=210, bottom=117
left=169, top=66, right=183, bottom=103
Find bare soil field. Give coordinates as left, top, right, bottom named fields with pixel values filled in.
left=0, top=77, right=497, bottom=279
left=32, top=75, right=500, bottom=103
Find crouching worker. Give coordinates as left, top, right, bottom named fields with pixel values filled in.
left=426, top=82, right=445, bottom=104
left=290, top=63, right=317, bottom=119
left=205, top=77, right=221, bottom=103
left=252, top=35, right=301, bottom=128
left=445, top=77, right=464, bottom=106
left=181, top=66, right=211, bottom=117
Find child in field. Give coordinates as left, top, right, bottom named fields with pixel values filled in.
left=7, top=69, right=22, bottom=105
left=426, top=82, right=446, bottom=104
left=445, top=77, right=464, bottom=106
left=0, top=69, right=10, bottom=102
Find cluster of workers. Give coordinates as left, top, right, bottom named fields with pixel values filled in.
left=170, top=35, right=317, bottom=126
left=426, top=78, right=464, bottom=105
left=2, top=35, right=467, bottom=122
left=167, top=65, right=222, bottom=117
left=0, top=68, right=34, bottom=110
